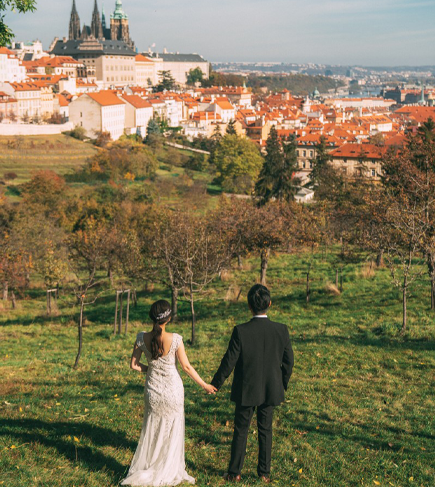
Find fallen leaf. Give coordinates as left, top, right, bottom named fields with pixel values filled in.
left=73, top=436, right=79, bottom=443
left=373, top=481, right=380, bottom=485
left=298, top=468, right=302, bottom=474
left=409, top=477, right=414, bottom=482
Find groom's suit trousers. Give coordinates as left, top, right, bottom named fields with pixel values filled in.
left=229, top=403, right=274, bottom=477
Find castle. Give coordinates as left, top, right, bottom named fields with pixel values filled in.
left=69, top=0, right=134, bottom=49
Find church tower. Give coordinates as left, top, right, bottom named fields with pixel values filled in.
left=69, top=0, right=81, bottom=40
left=110, top=0, right=134, bottom=48
left=91, top=0, right=104, bottom=39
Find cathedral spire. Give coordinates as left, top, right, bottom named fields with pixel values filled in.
left=91, top=0, right=104, bottom=39
left=69, top=0, right=81, bottom=40
left=102, top=3, right=106, bottom=29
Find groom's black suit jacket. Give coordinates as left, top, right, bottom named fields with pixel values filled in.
left=211, top=317, right=294, bottom=407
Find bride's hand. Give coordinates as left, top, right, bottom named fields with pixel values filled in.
left=203, top=383, right=217, bottom=394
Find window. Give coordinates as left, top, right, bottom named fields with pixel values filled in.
left=302, top=161, right=306, bottom=169
left=310, top=150, right=313, bottom=157
left=303, top=150, right=306, bottom=157
left=310, top=161, right=313, bottom=169
left=371, top=170, right=376, bottom=177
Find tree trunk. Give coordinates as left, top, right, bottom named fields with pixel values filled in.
left=11, top=291, right=16, bottom=309
left=114, top=291, right=119, bottom=335
left=340, top=269, right=343, bottom=293
left=108, top=268, right=114, bottom=286
left=125, top=290, right=130, bottom=335
left=46, top=290, right=51, bottom=315
left=237, top=254, right=243, bottom=269
left=3, top=281, right=8, bottom=301
left=260, top=248, right=270, bottom=286
left=74, top=299, right=84, bottom=369
left=431, top=278, right=435, bottom=311
left=335, top=269, right=338, bottom=288
left=189, top=283, right=196, bottom=345
left=306, top=271, right=310, bottom=303
left=118, top=291, right=123, bottom=335
left=171, top=287, right=179, bottom=323
left=376, top=249, right=384, bottom=267
left=401, top=286, right=407, bottom=335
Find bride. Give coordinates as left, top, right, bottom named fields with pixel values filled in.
left=121, top=300, right=216, bottom=486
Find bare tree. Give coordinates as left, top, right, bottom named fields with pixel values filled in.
left=157, top=211, right=230, bottom=344
left=68, top=219, right=111, bottom=368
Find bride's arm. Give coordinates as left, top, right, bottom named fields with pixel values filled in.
left=130, top=343, right=148, bottom=373
left=176, top=342, right=216, bottom=394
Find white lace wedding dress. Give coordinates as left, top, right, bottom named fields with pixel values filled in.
left=121, top=332, right=195, bottom=486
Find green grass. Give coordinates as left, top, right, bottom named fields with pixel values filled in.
left=1, top=251, right=434, bottom=487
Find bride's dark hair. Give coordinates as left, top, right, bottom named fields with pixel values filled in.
left=149, top=300, right=172, bottom=360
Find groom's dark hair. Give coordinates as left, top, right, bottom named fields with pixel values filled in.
left=247, top=284, right=271, bottom=314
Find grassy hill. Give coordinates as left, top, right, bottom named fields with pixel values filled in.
left=0, top=135, right=98, bottom=185
left=1, top=251, right=434, bottom=487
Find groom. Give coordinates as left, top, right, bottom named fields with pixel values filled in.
left=211, top=284, right=294, bottom=483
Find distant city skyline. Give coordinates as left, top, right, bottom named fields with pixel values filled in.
left=5, top=0, right=435, bottom=66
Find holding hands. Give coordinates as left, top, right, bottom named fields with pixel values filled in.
left=203, top=383, right=218, bottom=395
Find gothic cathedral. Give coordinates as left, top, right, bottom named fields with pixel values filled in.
left=68, top=0, right=134, bottom=49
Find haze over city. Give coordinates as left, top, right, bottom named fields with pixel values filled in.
left=6, top=0, right=435, bottom=65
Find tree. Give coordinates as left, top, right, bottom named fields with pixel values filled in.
left=309, top=136, right=344, bottom=200
left=86, top=138, right=158, bottom=180
left=154, top=70, right=176, bottom=92
left=369, top=190, right=427, bottom=333
left=214, top=134, right=263, bottom=194
left=20, top=170, right=67, bottom=216
left=255, top=128, right=300, bottom=205
left=156, top=211, right=230, bottom=343
left=382, top=118, right=435, bottom=309
left=0, top=231, right=32, bottom=307
left=186, top=67, right=204, bottom=86
left=0, top=1, right=36, bottom=47
left=94, top=131, right=111, bottom=148
left=68, top=218, right=112, bottom=368
left=225, top=119, right=237, bottom=136
left=215, top=198, right=292, bottom=285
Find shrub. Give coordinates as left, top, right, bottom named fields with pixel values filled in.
left=3, top=172, right=17, bottom=181
left=67, top=126, right=86, bottom=141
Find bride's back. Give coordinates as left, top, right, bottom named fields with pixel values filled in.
left=142, top=331, right=174, bottom=358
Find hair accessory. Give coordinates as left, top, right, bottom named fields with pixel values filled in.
left=156, top=308, right=171, bottom=321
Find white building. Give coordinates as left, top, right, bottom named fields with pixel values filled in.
left=10, top=40, right=47, bottom=61
left=0, top=48, right=26, bottom=83
left=148, top=52, right=209, bottom=86
left=135, top=54, right=157, bottom=87
left=122, top=94, right=153, bottom=137
left=0, top=82, right=41, bottom=119
left=69, top=91, right=126, bottom=140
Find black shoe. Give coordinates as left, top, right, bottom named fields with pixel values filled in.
left=224, top=473, right=242, bottom=482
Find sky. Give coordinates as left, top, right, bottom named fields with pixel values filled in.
left=6, top=0, right=435, bottom=66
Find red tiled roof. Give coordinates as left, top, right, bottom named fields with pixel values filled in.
left=87, top=91, right=125, bottom=107
left=330, top=143, right=385, bottom=159
left=121, top=94, right=152, bottom=109
left=135, top=54, right=154, bottom=63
